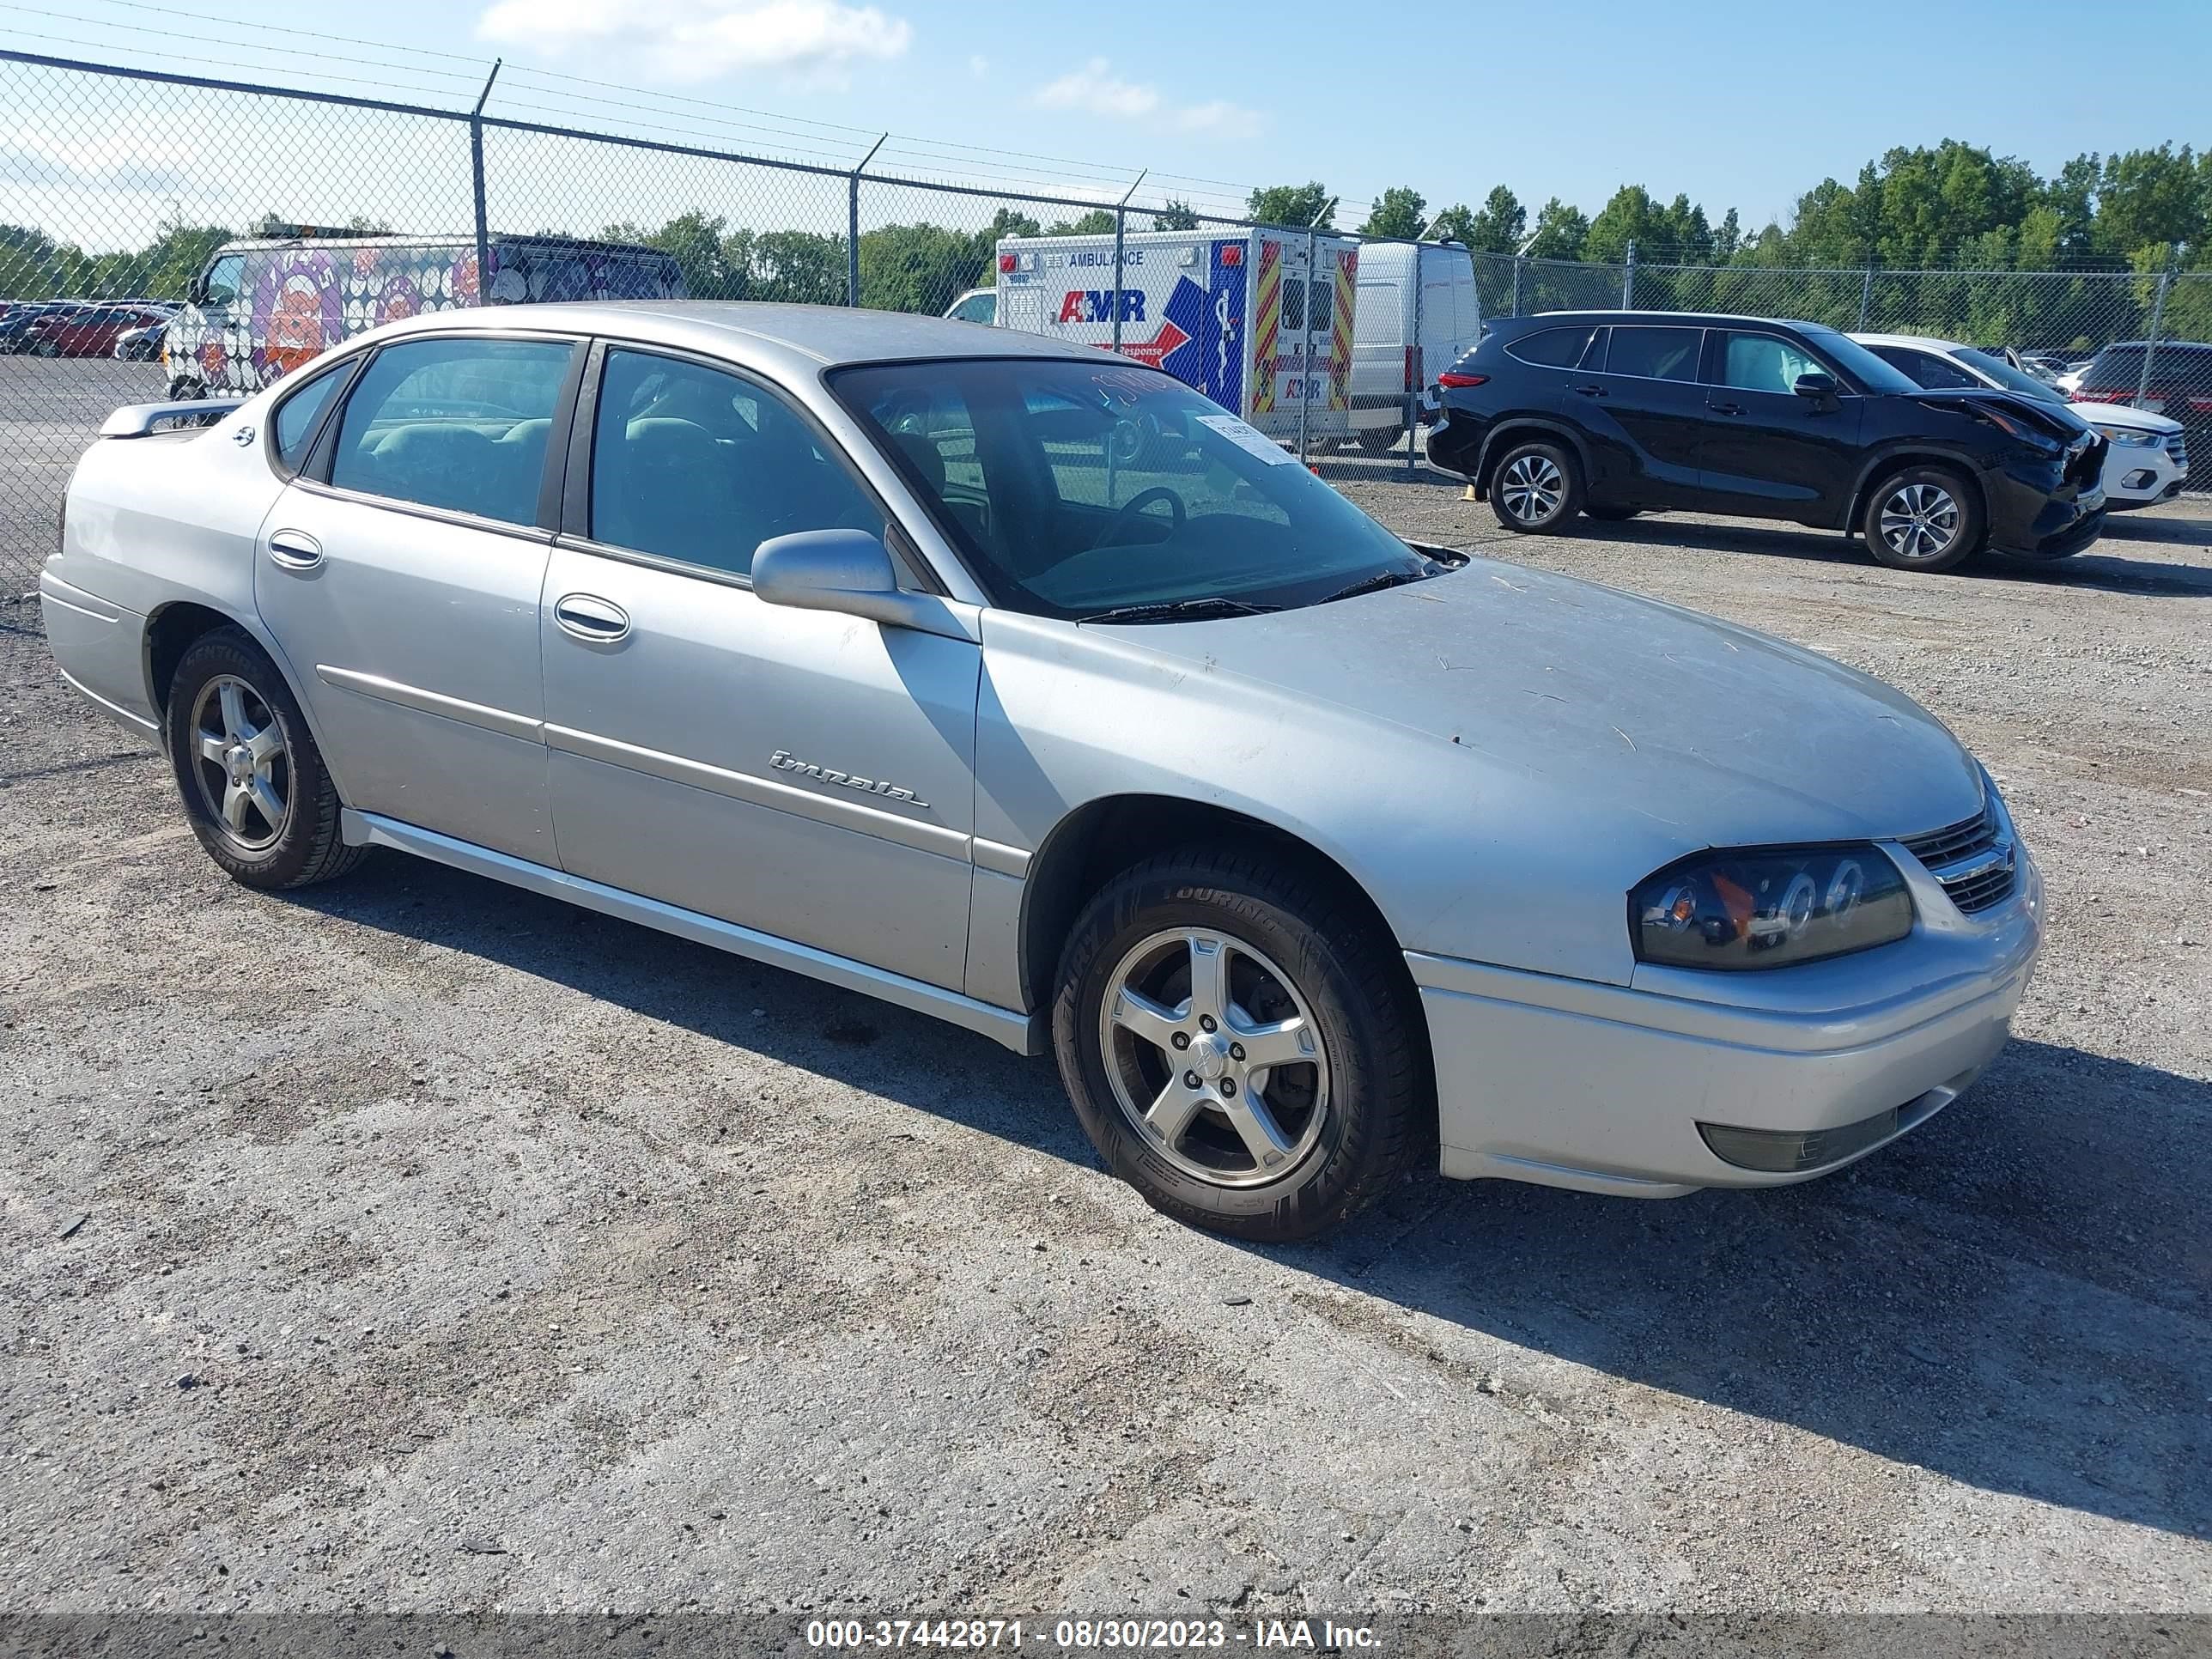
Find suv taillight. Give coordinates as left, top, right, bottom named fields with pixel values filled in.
left=1437, top=371, right=1487, bottom=389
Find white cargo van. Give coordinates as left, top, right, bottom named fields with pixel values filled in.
left=993, top=227, right=1361, bottom=445
left=1347, top=243, right=1481, bottom=453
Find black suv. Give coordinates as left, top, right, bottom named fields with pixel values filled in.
left=1427, top=311, right=2108, bottom=572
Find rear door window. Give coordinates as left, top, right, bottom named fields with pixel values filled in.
left=271, top=360, right=351, bottom=471
left=1605, top=326, right=1704, bottom=382
left=328, top=337, right=575, bottom=526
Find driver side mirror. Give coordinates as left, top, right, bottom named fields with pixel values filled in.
left=1793, top=371, right=1840, bottom=411
left=751, top=528, right=964, bottom=637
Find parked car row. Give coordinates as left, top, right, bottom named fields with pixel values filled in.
left=0, top=299, right=174, bottom=357
left=43, top=301, right=2044, bottom=1242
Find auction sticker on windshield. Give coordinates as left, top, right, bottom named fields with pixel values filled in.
left=1194, top=413, right=1294, bottom=465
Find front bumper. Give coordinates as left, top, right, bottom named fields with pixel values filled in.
left=1413, top=851, right=2042, bottom=1197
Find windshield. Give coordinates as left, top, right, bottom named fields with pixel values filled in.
left=1799, top=326, right=1925, bottom=395
left=1956, top=346, right=2067, bottom=404
left=831, top=357, right=1426, bottom=620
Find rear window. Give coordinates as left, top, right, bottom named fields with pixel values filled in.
left=2082, top=343, right=2212, bottom=391
left=1505, top=326, right=1595, bottom=368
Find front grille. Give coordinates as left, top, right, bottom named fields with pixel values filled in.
left=1900, top=805, right=2016, bottom=915
left=1901, top=809, right=1997, bottom=870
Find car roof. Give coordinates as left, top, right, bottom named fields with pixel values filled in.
left=1512, top=309, right=1838, bottom=331
left=370, top=300, right=1106, bottom=374
left=1852, top=331, right=1967, bottom=352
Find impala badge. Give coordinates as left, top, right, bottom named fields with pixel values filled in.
left=769, top=750, right=929, bottom=810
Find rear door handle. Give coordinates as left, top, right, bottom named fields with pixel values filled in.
left=1569, top=383, right=1607, bottom=398
left=1706, top=400, right=1746, bottom=416
left=553, top=592, right=631, bottom=643
left=266, top=529, right=323, bottom=570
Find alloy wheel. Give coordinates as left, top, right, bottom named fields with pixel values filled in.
left=1878, top=482, right=1961, bottom=562
left=188, top=674, right=292, bottom=852
left=1498, top=453, right=1565, bottom=524
left=1097, top=928, right=1330, bottom=1188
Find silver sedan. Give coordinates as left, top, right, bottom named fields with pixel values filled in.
left=42, top=303, right=2041, bottom=1240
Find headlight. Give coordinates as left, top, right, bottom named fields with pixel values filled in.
left=2093, top=425, right=2159, bottom=447
left=1632, top=845, right=1914, bottom=971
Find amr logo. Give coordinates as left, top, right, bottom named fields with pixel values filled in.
left=769, top=750, right=930, bottom=810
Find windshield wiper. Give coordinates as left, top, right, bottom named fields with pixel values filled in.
left=1316, top=564, right=1437, bottom=605
left=1079, top=597, right=1283, bottom=625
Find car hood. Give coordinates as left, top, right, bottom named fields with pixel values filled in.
left=1096, top=556, right=1985, bottom=848
left=2068, top=399, right=2183, bottom=434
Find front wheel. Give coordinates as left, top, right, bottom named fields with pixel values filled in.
left=167, top=375, right=207, bottom=401
left=1863, top=465, right=1984, bottom=572
left=164, top=627, right=367, bottom=890
left=1052, top=848, right=1425, bottom=1242
left=1488, top=439, right=1583, bottom=532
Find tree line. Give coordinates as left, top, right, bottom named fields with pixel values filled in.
left=4, top=138, right=2203, bottom=347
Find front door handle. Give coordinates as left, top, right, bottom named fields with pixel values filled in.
left=267, top=529, right=323, bottom=570
left=553, top=592, right=631, bottom=643
left=1569, top=383, right=1607, bottom=398
left=1706, top=399, right=1746, bottom=416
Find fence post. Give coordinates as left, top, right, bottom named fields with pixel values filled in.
left=1858, top=266, right=1874, bottom=331
left=469, top=59, right=501, bottom=298
left=1406, top=238, right=1422, bottom=476
left=1510, top=254, right=1522, bottom=318
left=1110, top=170, right=1145, bottom=354
left=848, top=132, right=886, bottom=307
left=1299, top=227, right=1316, bottom=466
left=2135, top=243, right=2177, bottom=411
left=1621, top=240, right=1635, bottom=308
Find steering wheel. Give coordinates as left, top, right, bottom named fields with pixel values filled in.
left=1099, top=486, right=1186, bottom=548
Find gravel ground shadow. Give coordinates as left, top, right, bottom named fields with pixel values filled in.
left=290, top=851, right=2209, bottom=1547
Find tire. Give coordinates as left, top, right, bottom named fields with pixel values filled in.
left=1052, top=845, right=1426, bottom=1243
left=31, top=339, right=59, bottom=358
left=167, top=375, right=207, bottom=401
left=1862, top=465, right=1984, bottom=573
left=1355, top=428, right=1401, bottom=456
left=1584, top=504, right=1640, bottom=521
left=1487, top=439, right=1583, bottom=532
left=163, top=626, right=367, bottom=891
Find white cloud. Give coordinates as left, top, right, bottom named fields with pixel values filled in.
left=1174, top=100, right=1265, bottom=140
left=0, top=127, right=196, bottom=194
left=477, top=0, right=912, bottom=85
left=968, top=54, right=988, bottom=79
left=1030, top=58, right=1261, bottom=138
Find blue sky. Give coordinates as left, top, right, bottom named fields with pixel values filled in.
left=8, top=0, right=2209, bottom=245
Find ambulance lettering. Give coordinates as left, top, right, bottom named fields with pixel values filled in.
left=1058, top=289, right=1147, bottom=324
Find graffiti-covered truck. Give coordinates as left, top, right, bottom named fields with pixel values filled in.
left=992, top=227, right=1360, bottom=447
left=162, top=229, right=684, bottom=399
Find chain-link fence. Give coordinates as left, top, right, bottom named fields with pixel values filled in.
left=4, top=48, right=2208, bottom=618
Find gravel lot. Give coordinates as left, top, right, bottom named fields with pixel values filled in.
left=1, top=392, right=2208, bottom=1622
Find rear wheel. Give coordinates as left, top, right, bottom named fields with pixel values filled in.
left=1863, top=465, right=1983, bottom=572
left=1488, top=439, right=1582, bottom=532
left=1052, top=847, right=1424, bottom=1243
left=167, top=374, right=207, bottom=401
left=164, top=627, right=366, bottom=890
left=1355, top=428, right=1401, bottom=456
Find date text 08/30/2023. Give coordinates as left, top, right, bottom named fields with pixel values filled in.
left=805, top=1619, right=1382, bottom=1650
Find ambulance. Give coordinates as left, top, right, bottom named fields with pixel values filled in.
left=992, top=227, right=1362, bottom=445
